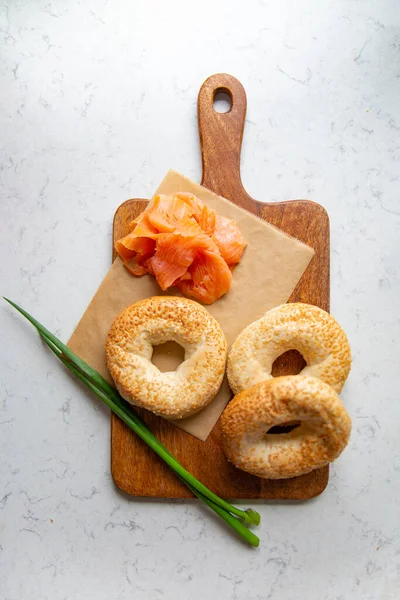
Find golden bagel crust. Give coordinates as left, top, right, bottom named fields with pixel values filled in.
left=221, top=375, right=351, bottom=479
left=227, top=303, right=351, bottom=394
left=105, top=296, right=226, bottom=419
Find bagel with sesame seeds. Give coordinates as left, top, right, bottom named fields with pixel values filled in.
left=227, top=303, right=351, bottom=395
left=105, top=296, right=227, bottom=419
left=221, top=375, right=352, bottom=479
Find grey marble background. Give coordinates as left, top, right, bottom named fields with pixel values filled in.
left=1, top=1, right=399, bottom=598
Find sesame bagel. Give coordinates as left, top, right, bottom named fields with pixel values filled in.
left=221, top=375, right=352, bottom=479
left=227, top=303, right=351, bottom=395
left=105, top=296, right=227, bottom=419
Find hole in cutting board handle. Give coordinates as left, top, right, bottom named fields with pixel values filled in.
left=213, top=89, right=232, bottom=113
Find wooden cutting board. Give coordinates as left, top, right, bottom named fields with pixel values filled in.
left=111, top=73, right=330, bottom=499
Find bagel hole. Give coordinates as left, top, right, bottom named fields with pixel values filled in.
left=271, top=350, right=306, bottom=377
left=151, top=341, right=185, bottom=372
left=267, top=421, right=301, bottom=435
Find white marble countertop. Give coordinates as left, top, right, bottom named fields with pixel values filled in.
left=1, top=1, right=399, bottom=598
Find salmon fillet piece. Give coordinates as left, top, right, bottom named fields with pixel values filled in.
left=115, top=192, right=247, bottom=304
left=176, top=250, right=233, bottom=304
left=212, top=214, right=247, bottom=265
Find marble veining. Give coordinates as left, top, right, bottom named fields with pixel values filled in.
left=1, top=0, right=400, bottom=598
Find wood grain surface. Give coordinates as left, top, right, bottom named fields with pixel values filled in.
left=111, top=73, right=330, bottom=499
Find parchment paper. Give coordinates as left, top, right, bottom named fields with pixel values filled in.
left=68, top=170, right=315, bottom=441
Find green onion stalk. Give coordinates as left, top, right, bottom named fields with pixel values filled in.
left=4, top=298, right=260, bottom=547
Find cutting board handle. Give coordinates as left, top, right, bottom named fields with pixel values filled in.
left=198, top=73, right=255, bottom=209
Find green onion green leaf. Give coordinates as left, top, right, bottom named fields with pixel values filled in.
left=4, top=298, right=260, bottom=547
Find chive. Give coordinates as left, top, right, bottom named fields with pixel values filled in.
left=5, top=298, right=260, bottom=545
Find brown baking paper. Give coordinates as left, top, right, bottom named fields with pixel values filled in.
left=68, top=170, right=314, bottom=441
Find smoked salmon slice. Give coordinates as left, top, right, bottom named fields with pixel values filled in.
left=115, top=192, right=247, bottom=304
left=213, top=214, right=247, bottom=266
left=176, top=250, right=233, bottom=304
